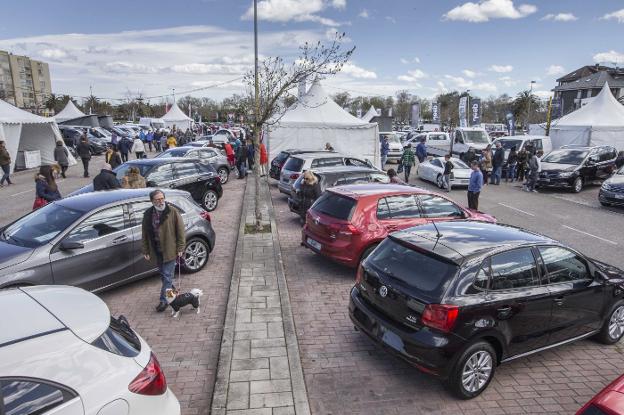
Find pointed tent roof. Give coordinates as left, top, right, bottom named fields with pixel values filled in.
left=279, top=81, right=371, bottom=126
left=162, top=102, right=192, bottom=122
left=556, top=82, right=624, bottom=127
left=0, top=99, right=55, bottom=124
left=54, top=100, right=86, bottom=122
left=362, top=106, right=379, bottom=122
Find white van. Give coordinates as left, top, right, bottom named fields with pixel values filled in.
left=406, top=132, right=451, bottom=157
left=379, top=132, right=404, bottom=163
left=491, top=135, right=553, bottom=158
left=451, top=127, right=491, bottom=157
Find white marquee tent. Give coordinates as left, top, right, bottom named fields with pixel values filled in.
left=54, top=100, right=86, bottom=122
left=266, top=81, right=380, bottom=167
left=0, top=99, right=75, bottom=172
left=361, top=106, right=379, bottom=123
left=544, top=83, right=624, bottom=150
left=162, top=103, right=193, bottom=131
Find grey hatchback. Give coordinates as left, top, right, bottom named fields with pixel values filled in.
left=0, top=188, right=215, bottom=291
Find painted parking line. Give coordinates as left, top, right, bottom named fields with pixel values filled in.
left=497, top=203, right=535, bottom=217
left=10, top=189, right=31, bottom=197
left=562, top=225, right=618, bottom=246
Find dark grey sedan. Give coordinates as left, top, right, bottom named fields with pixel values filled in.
left=156, top=146, right=231, bottom=184
left=0, top=189, right=215, bottom=291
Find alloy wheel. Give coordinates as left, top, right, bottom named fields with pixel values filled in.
left=461, top=351, right=493, bottom=393
left=437, top=175, right=444, bottom=188
left=218, top=168, right=229, bottom=184
left=574, top=177, right=583, bottom=193
left=608, top=305, right=624, bottom=341
left=184, top=240, right=208, bottom=271
left=204, top=191, right=218, bottom=211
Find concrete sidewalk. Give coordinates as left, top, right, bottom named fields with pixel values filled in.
left=211, top=177, right=310, bottom=415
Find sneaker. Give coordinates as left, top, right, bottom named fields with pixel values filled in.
left=156, top=302, right=168, bottom=312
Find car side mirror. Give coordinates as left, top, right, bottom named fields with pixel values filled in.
left=59, top=241, right=84, bottom=251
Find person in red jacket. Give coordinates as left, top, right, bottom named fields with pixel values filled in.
left=224, top=142, right=235, bottom=167
left=259, top=142, right=268, bottom=177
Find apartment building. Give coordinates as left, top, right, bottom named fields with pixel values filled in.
left=0, top=51, right=52, bottom=113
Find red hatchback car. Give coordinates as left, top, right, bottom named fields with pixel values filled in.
left=577, top=374, right=624, bottom=415
left=302, top=184, right=496, bottom=268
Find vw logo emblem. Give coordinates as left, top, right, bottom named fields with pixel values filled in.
left=379, top=286, right=388, bottom=298
left=314, top=217, right=320, bottom=225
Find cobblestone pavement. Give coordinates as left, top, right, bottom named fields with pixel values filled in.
left=269, top=183, right=624, bottom=415
left=100, top=176, right=245, bottom=415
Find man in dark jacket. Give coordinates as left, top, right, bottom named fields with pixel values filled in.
left=141, top=190, right=186, bottom=312
left=491, top=141, right=505, bottom=185
left=76, top=135, right=91, bottom=178
left=53, top=141, right=70, bottom=178
left=118, top=136, right=132, bottom=162
left=236, top=144, right=248, bottom=178
left=93, top=163, right=121, bottom=191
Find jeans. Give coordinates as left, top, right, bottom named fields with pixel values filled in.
left=158, top=259, right=177, bottom=303
left=147, top=141, right=153, bottom=152
left=121, top=152, right=129, bottom=162
left=467, top=191, right=480, bottom=210
left=60, top=165, right=68, bottom=178
left=506, top=163, right=516, bottom=181
left=154, top=140, right=161, bottom=152
left=81, top=158, right=90, bottom=177
left=381, top=154, right=388, bottom=169
left=443, top=174, right=451, bottom=192
left=135, top=152, right=144, bottom=159
left=491, top=166, right=502, bottom=185
left=526, top=172, right=538, bottom=191
left=0, top=164, right=11, bottom=185
left=404, top=165, right=412, bottom=182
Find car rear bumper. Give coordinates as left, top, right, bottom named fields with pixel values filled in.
left=599, top=190, right=624, bottom=206
left=127, top=387, right=181, bottom=415
left=349, top=286, right=457, bottom=378
left=301, top=226, right=360, bottom=268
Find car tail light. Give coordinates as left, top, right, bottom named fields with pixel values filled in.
left=355, top=264, right=364, bottom=284
left=128, top=353, right=167, bottom=396
left=327, top=222, right=361, bottom=237
left=290, top=173, right=300, bottom=180
left=421, top=304, right=459, bottom=333
left=200, top=211, right=211, bottom=222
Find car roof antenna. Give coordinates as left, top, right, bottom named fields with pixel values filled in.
left=429, top=219, right=443, bottom=239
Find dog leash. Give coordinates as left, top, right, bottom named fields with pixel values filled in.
left=175, top=255, right=183, bottom=292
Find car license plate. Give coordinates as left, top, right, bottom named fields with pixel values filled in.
left=307, top=238, right=322, bottom=251
left=380, top=325, right=403, bottom=352
left=542, top=178, right=550, bottom=182
left=615, top=194, right=624, bottom=199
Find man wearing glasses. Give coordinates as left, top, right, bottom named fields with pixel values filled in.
left=142, top=190, right=186, bottom=312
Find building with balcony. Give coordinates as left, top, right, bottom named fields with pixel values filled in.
left=0, top=51, right=52, bottom=114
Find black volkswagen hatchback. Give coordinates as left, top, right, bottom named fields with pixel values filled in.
left=349, top=221, right=624, bottom=399
left=69, top=158, right=223, bottom=211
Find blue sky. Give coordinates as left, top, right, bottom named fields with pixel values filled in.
left=1, top=0, right=623, bottom=103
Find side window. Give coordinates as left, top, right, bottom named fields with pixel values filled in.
left=175, top=162, right=199, bottom=178
left=490, top=248, right=540, bottom=290
left=345, top=158, right=368, bottom=167
left=418, top=195, right=464, bottom=218
left=65, top=206, right=126, bottom=243
left=377, top=198, right=391, bottom=220
left=431, top=159, right=443, bottom=168
left=130, top=201, right=153, bottom=226
left=454, top=131, right=463, bottom=143
left=537, top=246, right=590, bottom=283
left=186, top=150, right=199, bottom=158
left=1, top=379, right=76, bottom=415
left=381, top=195, right=421, bottom=219
left=472, top=260, right=491, bottom=291
left=533, top=139, right=543, bottom=151
left=597, top=148, right=616, bottom=163
left=335, top=175, right=369, bottom=186
left=147, top=164, right=175, bottom=183
left=311, top=157, right=343, bottom=168
left=202, top=149, right=217, bottom=159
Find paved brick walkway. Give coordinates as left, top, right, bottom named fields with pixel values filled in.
left=211, top=178, right=310, bottom=415
left=269, top=184, right=624, bottom=415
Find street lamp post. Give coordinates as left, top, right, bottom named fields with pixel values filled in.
left=526, top=80, right=536, bottom=130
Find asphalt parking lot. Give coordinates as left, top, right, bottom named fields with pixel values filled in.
left=0, top=155, right=245, bottom=415
left=270, top=171, right=624, bottom=415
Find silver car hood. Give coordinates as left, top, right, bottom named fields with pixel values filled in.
left=0, top=241, right=34, bottom=270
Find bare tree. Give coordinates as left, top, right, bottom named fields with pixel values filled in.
left=243, top=32, right=355, bottom=229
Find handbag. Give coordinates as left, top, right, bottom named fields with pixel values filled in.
left=33, top=196, right=48, bottom=210
left=397, top=163, right=404, bottom=173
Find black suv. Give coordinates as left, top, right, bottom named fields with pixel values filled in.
left=538, top=145, right=618, bottom=193
left=350, top=221, right=624, bottom=399
left=69, top=158, right=223, bottom=211
left=269, top=149, right=333, bottom=180
left=287, top=166, right=388, bottom=215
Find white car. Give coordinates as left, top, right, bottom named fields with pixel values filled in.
left=417, top=157, right=472, bottom=188
left=0, top=286, right=180, bottom=415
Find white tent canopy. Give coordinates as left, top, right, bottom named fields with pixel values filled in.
left=361, top=106, right=379, bottom=123
left=547, top=83, right=624, bottom=150
left=54, top=100, right=86, bottom=122
left=0, top=99, right=75, bottom=173
left=162, top=103, right=193, bottom=131
left=267, top=81, right=380, bottom=167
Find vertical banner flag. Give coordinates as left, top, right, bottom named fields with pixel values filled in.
left=470, top=98, right=481, bottom=126
left=356, top=107, right=362, bottom=118
left=506, top=112, right=515, bottom=136
left=410, top=103, right=421, bottom=128
left=458, top=97, right=468, bottom=128
left=431, top=102, right=440, bottom=124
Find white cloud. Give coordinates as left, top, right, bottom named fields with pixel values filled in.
left=104, top=62, right=160, bottom=74
left=443, top=0, right=537, bottom=23
left=462, top=69, right=477, bottom=78
left=242, top=0, right=344, bottom=26
left=489, top=64, right=513, bottom=73
left=541, top=13, right=577, bottom=22
left=593, top=50, right=624, bottom=64
left=398, top=69, right=428, bottom=82
left=400, top=57, right=420, bottom=64
left=534, top=90, right=553, bottom=99
left=358, top=9, right=369, bottom=18
left=340, top=62, right=377, bottom=79
left=443, top=75, right=497, bottom=93
left=499, top=76, right=518, bottom=87
left=39, top=48, right=70, bottom=61
left=385, top=16, right=397, bottom=24
left=546, top=65, right=565, bottom=76
left=601, top=9, right=624, bottom=23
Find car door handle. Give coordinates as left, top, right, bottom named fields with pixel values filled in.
left=553, top=296, right=565, bottom=306
left=111, top=235, right=128, bottom=245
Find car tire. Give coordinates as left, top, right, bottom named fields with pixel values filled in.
left=202, top=189, right=219, bottom=211
left=181, top=237, right=210, bottom=273
left=446, top=341, right=496, bottom=400
left=595, top=301, right=624, bottom=345
left=218, top=167, right=229, bottom=184
left=600, top=201, right=611, bottom=207
left=572, top=177, right=583, bottom=193
left=359, top=244, right=378, bottom=266
left=436, top=174, right=444, bottom=189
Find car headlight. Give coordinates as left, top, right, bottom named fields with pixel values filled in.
left=602, top=182, right=612, bottom=191
left=558, top=172, right=574, bottom=178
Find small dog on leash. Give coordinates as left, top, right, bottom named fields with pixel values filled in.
left=164, top=288, right=203, bottom=318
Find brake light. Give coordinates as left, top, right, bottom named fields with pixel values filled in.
left=421, top=304, right=459, bottom=333
left=200, top=211, right=211, bottom=222
left=327, top=223, right=361, bottom=237
left=128, top=352, right=167, bottom=395
left=355, top=264, right=364, bottom=284
left=290, top=173, right=300, bottom=180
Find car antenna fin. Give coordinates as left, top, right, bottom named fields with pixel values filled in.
left=429, top=219, right=443, bottom=240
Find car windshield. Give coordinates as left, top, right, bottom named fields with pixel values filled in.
left=381, top=134, right=401, bottom=144
left=157, top=149, right=188, bottom=158
left=542, top=150, right=588, bottom=165
left=464, top=130, right=490, bottom=144
left=114, top=163, right=152, bottom=180
left=496, top=139, right=523, bottom=150
left=1, top=203, right=84, bottom=248
left=283, top=157, right=304, bottom=172
left=448, top=159, right=469, bottom=169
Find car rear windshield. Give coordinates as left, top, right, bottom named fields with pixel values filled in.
left=275, top=152, right=290, bottom=163
left=114, top=163, right=151, bottom=180
left=158, top=149, right=188, bottom=158
left=312, top=192, right=356, bottom=220
left=91, top=315, right=141, bottom=357
left=283, top=157, right=304, bottom=172
left=368, top=238, right=458, bottom=302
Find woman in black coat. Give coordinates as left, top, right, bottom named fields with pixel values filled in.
left=299, top=171, right=322, bottom=222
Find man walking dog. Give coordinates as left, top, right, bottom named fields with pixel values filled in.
left=141, top=190, right=186, bottom=312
